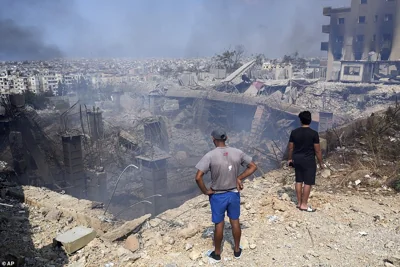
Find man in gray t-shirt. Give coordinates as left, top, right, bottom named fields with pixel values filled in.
left=195, top=129, right=257, bottom=262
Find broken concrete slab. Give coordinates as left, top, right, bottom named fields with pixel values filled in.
left=102, top=214, right=151, bottom=242
left=55, top=226, right=96, bottom=254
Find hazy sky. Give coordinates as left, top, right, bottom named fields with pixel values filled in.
left=0, top=0, right=350, bottom=60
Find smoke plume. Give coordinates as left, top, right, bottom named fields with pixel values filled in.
left=0, top=0, right=350, bottom=60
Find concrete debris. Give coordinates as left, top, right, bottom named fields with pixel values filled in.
left=54, top=226, right=96, bottom=254
left=185, top=243, right=193, bottom=251
left=124, top=235, right=140, bottom=252
left=321, top=169, right=331, bottom=178
left=179, top=223, right=199, bottom=239
left=189, top=249, right=201, bottom=261
left=45, top=209, right=62, bottom=221
left=272, top=200, right=286, bottom=212
left=102, top=214, right=151, bottom=242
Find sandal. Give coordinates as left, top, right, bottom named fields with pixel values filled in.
left=299, top=207, right=316, bottom=212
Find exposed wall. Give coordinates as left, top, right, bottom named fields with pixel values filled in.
left=323, top=0, right=400, bottom=80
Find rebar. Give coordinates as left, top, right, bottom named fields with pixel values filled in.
left=114, top=194, right=162, bottom=218
left=114, top=200, right=152, bottom=218
left=103, top=164, right=139, bottom=215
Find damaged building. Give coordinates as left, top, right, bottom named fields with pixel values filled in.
left=322, top=0, right=400, bottom=83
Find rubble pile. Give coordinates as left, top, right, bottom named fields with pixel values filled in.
left=296, top=82, right=400, bottom=122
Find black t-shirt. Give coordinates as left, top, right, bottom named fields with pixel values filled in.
left=289, top=127, right=319, bottom=160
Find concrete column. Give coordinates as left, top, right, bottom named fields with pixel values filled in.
left=86, top=109, right=104, bottom=141
left=138, top=157, right=169, bottom=217
left=149, top=95, right=163, bottom=115
left=143, top=119, right=169, bottom=152
left=8, top=131, right=26, bottom=175
left=246, top=105, right=269, bottom=146
left=193, top=99, right=210, bottom=132
left=62, top=135, right=85, bottom=198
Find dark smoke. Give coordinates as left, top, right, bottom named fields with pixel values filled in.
left=0, top=19, right=62, bottom=61
left=0, top=0, right=351, bottom=60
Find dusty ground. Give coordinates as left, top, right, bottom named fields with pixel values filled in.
left=0, top=165, right=399, bottom=267
left=135, top=168, right=400, bottom=267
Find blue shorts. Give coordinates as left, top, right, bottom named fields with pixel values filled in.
left=209, top=192, right=240, bottom=224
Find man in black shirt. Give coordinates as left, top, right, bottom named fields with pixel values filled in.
left=288, top=111, right=323, bottom=212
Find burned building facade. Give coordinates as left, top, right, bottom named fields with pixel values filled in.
left=322, top=0, right=400, bottom=81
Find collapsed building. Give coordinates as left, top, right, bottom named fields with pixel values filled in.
left=322, top=0, right=400, bottom=83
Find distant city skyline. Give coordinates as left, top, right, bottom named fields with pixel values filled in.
left=1, top=0, right=349, bottom=60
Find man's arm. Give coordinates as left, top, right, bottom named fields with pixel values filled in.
left=288, top=142, right=294, bottom=162
left=237, top=162, right=257, bottom=181
left=314, top=143, right=323, bottom=168
left=313, top=132, right=323, bottom=168
left=195, top=170, right=214, bottom=195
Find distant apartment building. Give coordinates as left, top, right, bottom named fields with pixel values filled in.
left=322, top=0, right=400, bottom=82
left=0, top=71, right=9, bottom=94
left=41, top=74, right=59, bottom=95
left=28, top=76, right=40, bottom=94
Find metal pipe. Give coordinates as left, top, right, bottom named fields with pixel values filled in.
left=103, top=164, right=139, bottom=215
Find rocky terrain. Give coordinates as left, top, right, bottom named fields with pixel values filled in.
left=1, top=106, right=399, bottom=267
left=1, top=164, right=399, bottom=267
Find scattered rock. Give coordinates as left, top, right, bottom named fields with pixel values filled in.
left=125, top=235, right=140, bottom=252
left=163, top=236, right=175, bottom=245
left=245, top=203, right=251, bottom=210
left=355, top=180, right=361, bottom=186
left=66, top=217, right=74, bottom=224
left=385, top=241, right=395, bottom=249
left=249, top=243, right=257, bottom=250
left=185, top=243, right=193, bottom=251
left=45, top=209, right=62, bottom=221
left=241, top=237, right=250, bottom=249
left=154, top=232, right=163, bottom=246
left=272, top=200, right=286, bottom=212
left=358, top=231, right=368, bottom=236
left=102, top=214, right=151, bottom=242
left=321, top=169, right=331, bottom=178
left=179, top=223, right=198, bottom=239
left=117, top=247, right=134, bottom=258
left=189, top=250, right=201, bottom=261
left=281, top=193, right=291, bottom=202
left=385, top=255, right=400, bottom=267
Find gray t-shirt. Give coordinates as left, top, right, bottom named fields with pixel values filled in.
left=195, top=146, right=252, bottom=192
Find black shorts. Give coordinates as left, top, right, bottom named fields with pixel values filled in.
left=294, top=162, right=316, bottom=185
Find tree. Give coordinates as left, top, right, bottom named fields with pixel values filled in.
left=255, top=54, right=266, bottom=66
left=214, top=45, right=246, bottom=72
left=281, top=51, right=307, bottom=71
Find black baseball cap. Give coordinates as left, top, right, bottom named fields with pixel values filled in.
left=211, top=129, right=227, bottom=140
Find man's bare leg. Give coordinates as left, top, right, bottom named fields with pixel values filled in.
left=229, top=218, right=241, bottom=252
left=214, top=221, right=224, bottom=255
left=295, top=182, right=303, bottom=208
left=299, top=184, right=312, bottom=210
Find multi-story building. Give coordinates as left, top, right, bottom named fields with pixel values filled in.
left=28, top=75, right=40, bottom=94
left=13, top=76, right=29, bottom=93
left=0, top=71, right=9, bottom=94
left=322, top=0, right=400, bottom=82
left=41, top=74, right=58, bottom=95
